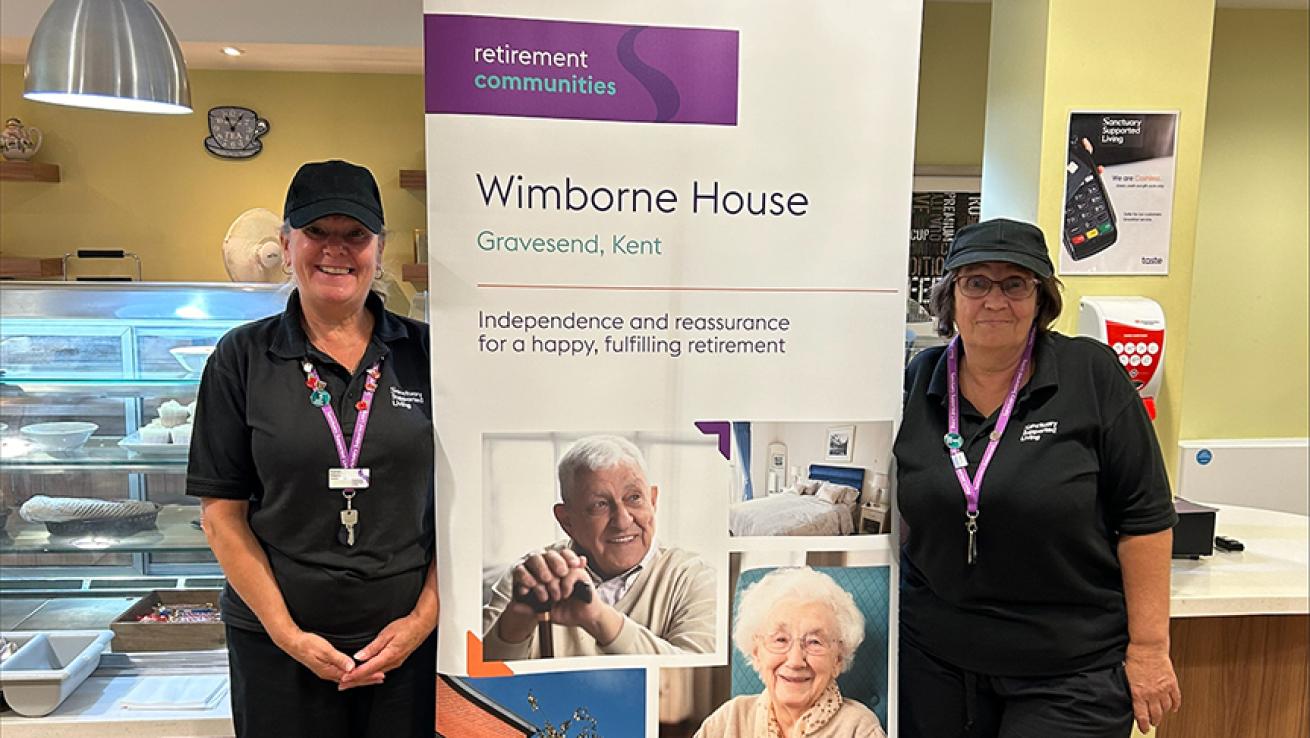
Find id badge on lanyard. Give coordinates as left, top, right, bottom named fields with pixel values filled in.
left=944, top=328, right=1034, bottom=564
left=303, top=359, right=382, bottom=547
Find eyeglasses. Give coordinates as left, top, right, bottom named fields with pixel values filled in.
left=955, top=274, right=1039, bottom=299
left=758, top=631, right=834, bottom=656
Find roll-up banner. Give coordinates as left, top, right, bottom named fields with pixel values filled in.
left=425, top=2, right=922, bottom=734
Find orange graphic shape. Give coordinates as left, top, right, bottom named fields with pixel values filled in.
left=466, top=631, right=513, bottom=677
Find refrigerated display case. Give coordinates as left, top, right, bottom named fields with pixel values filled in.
left=0, top=282, right=286, bottom=615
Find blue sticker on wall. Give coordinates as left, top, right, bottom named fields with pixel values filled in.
left=1196, top=449, right=1213, bottom=465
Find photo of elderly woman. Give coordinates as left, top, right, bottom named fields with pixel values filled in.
left=691, top=565, right=888, bottom=738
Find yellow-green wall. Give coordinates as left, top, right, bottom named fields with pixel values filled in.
left=916, top=2, right=992, bottom=168
left=1039, top=0, right=1218, bottom=475
left=1181, top=9, right=1310, bottom=440
left=0, top=66, right=426, bottom=281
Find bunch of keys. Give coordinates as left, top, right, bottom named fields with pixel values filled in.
left=339, top=490, right=359, bottom=547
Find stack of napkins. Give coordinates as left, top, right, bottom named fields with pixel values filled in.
left=117, top=675, right=228, bottom=711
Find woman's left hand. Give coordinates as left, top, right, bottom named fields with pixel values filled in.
left=1124, top=642, right=1182, bottom=732
left=338, top=612, right=436, bottom=690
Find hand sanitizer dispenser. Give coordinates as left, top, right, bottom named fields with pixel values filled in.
left=1078, top=297, right=1165, bottom=419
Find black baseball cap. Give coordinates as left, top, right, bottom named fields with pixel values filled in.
left=943, top=218, right=1054, bottom=278
left=283, top=160, right=384, bottom=234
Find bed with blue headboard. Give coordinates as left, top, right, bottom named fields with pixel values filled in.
left=808, top=464, right=866, bottom=493
left=728, top=463, right=867, bottom=537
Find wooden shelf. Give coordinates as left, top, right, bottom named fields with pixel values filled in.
left=399, top=169, right=426, bottom=191
left=0, top=256, right=63, bottom=279
left=401, top=262, right=428, bottom=284
left=0, top=160, right=61, bottom=182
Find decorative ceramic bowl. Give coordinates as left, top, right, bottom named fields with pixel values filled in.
left=19, top=422, right=98, bottom=452
left=169, top=346, right=217, bottom=374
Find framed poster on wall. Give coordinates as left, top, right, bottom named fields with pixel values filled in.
left=1059, top=111, right=1180, bottom=275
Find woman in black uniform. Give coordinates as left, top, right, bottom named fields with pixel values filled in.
left=895, top=218, right=1181, bottom=737
left=187, top=160, right=436, bottom=738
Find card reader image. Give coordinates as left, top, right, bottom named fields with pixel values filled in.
left=1063, top=136, right=1118, bottom=261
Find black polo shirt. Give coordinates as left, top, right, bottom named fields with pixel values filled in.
left=895, top=331, right=1176, bottom=677
left=186, top=290, right=434, bottom=650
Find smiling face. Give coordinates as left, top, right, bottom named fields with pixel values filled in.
left=553, top=462, right=657, bottom=579
left=282, top=214, right=382, bottom=313
left=754, top=600, right=843, bottom=714
left=953, top=261, right=1038, bottom=355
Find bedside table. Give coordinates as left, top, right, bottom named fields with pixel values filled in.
left=861, top=504, right=888, bottom=534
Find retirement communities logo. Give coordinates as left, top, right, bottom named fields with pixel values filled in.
left=472, top=42, right=616, bottom=97
left=425, top=15, right=739, bottom=125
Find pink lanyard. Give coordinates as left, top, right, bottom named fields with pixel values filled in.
left=305, top=360, right=382, bottom=486
left=945, top=328, right=1035, bottom=563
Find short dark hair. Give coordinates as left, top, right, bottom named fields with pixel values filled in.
left=928, top=269, right=1064, bottom=338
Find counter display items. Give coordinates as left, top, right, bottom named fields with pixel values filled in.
left=1060, top=111, right=1180, bottom=275
left=424, top=0, right=919, bottom=733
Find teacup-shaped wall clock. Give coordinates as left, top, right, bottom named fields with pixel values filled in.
left=204, top=106, right=270, bottom=159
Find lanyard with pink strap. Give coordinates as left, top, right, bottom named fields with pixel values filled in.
left=944, top=327, right=1035, bottom=564
left=302, top=358, right=382, bottom=547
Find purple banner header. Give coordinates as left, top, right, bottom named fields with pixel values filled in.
left=425, top=14, right=739, bottom=126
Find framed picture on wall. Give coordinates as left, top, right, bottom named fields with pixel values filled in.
left=825, top=425, right=855, bottom=462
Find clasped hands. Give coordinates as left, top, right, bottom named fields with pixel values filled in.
left=273, top=611, right=435, bottom=691
left=497, top=548, right=619, bottom=645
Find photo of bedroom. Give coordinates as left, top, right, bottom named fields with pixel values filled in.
left=727, top=421, right=893, bottom=537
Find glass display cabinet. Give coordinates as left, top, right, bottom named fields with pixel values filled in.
left=0, top=283, right=287, bottom=607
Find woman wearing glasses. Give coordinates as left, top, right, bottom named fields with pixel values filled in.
left=895, top=219, right=1180, bottom=737
left=695, top=567, right=885, bottom=738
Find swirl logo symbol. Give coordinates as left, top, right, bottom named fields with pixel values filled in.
left=617, top=27, right=680, bottom=123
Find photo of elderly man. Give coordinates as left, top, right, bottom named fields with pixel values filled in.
left=482, top=435, right=717, bottom=660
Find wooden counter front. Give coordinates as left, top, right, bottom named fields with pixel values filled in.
left=1158, top=503, right=1309, bottom=738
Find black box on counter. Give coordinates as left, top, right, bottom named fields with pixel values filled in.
left=1172, top=498, right=1217, bottom=559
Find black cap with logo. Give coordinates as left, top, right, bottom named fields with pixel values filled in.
left=283, top=160, right=384, bottom=234
left=943, top=218, right=1055, bottom=278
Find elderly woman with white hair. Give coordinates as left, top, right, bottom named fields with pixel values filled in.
left=696, top=567, right=885, bottom=738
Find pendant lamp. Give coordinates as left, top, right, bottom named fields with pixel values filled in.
left=23, top=0, right=192, bottom=114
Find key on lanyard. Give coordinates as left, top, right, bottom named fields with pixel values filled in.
left=340, top=495, right=358, bottom=547
left=965, top=512, right=978, bottom=564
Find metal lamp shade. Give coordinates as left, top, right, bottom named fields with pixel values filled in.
left=24, top=0, right=192, bottom=114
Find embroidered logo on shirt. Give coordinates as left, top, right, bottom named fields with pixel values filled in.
left=390, top=386, right=426, bottom=410
left=1019, top=420, right=1058, bottom=442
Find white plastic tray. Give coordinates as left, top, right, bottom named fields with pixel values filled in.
left=117, top=432, right=190, bottom=458
left=0, top=630, right=114, bottom=716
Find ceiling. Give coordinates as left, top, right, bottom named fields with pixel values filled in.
left=0, top=0, right=426, bottom=74
left=2, top=0, right=1306, bottom=75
